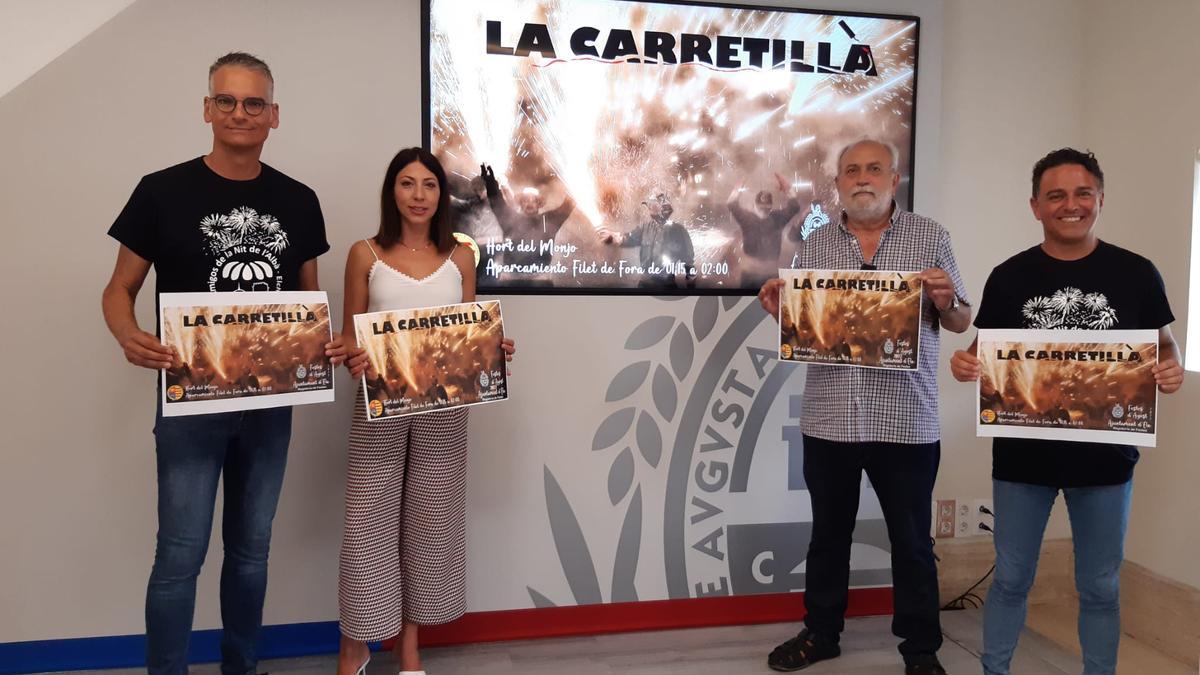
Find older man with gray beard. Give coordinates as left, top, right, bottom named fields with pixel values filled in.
left=758, top=138, right=971, bottom=675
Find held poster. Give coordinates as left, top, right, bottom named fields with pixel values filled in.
left=779, top=268, right=923, bottom=370
left=976, top=329, right=1158, bottom=446
left=159, top=291, right=335, bottom=416
left=354, top=301, right=508, bottom=419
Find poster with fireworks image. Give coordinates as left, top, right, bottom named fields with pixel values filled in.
left=976, top=329, right=1159, bottom=446
left=159, top=292, right=335, bottom=416
left=779, top=268, right=922, bottom=370
left=426, top=0, right=918, bottom=294
left=354, top=301, right=508, bottom=419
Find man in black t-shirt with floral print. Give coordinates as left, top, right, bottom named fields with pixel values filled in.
left=101, top=52, right=344, bottom=675
left=950, top=148, right=1184, bottom=675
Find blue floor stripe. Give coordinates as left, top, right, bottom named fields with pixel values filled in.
left=0, top=621, right=363, bottom=674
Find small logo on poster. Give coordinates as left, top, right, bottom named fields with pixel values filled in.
left=296, top=365, right=307, bottom=380
left=1111, top=403, right=1125, bottom=420
left=166, top=385, right=185, bottom=402
left=780, top=343, right=793, bottom=359
left=480, top=370, right=490, bottom=388
left=368, top=399, right=383, bottom=417
left=883, top=338, right=895, bottom=355
left=980, top=409, right=996, bottom=424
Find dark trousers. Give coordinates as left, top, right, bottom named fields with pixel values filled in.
left=801, top=435, right=942, bottom=657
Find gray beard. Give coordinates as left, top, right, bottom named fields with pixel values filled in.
left=843, top=195, right=891, bottom=223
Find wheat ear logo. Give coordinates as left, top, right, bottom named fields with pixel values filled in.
left=530, top=296, right=895, bottom=608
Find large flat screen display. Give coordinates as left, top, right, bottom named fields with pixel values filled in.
left=424, top=0, right=919, bottom=294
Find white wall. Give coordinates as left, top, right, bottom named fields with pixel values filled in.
left=0, top=0, right=420, bottom=643
left=7, top=0, right=1193, bottom=649
left=933, top=0, right=1088, bottom=541
left=1080, top=0, right=1200, bottom=589
left=0, top=0, right=137, bottom=98
left=936, top=0, right=1200, bottom=589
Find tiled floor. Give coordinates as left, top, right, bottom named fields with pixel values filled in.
left=49, top=607, right=1153, bottom=675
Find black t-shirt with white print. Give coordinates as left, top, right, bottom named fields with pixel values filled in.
left=973, top=241, right=1174, bottom=487
left=108, top=157, right=329, bottom=301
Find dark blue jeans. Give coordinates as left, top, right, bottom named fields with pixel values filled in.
left=146, top=405, right=292, bottom=675
left=801, top=435, right=942, bottom=658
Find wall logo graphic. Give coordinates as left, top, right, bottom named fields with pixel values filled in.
left=200, top=207, right=290, bottom=291
left=530, top=297, right=893, bottom=608
left=1021, top=288, right=1117, bottom=330
left=1111, top=403, right=1125, bottom=420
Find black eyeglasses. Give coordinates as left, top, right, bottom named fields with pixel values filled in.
left=860, top=263, right=877, bottom=270
left=208, top=94, right=269, bottom=116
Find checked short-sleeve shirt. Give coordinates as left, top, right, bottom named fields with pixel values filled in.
left=794, top=206, right=969, bottom=444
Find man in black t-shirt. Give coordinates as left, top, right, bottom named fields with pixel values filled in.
left=101, top=52, right=344, bottom=674
left=950, top=149, right=1184, bottom=675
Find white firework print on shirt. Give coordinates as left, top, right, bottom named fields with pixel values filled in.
left=199, top=206, right=291, bottom=291
left=1021, top=287, right=1118, bottom=329
left=199, top=207, right=290, bottom=254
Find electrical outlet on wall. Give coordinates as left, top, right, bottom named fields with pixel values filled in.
left=935, top=499, right=956, bottom=538
left=971, top=499, right=994, bottom=536
left=956, top=501, right=972, bottom=537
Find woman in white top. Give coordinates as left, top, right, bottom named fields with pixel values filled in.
left=336, top=147, right=513, bottom=675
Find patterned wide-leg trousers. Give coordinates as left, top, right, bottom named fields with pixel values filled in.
left=338, top=400, right=469, bottom=641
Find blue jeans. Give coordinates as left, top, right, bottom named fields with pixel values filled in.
left=146, top=405, right=292, bottom=675
left=982, top=479, right=1132, bottom=675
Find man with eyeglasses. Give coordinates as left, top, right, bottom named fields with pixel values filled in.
left=758, top=138, right=971, bottom=675
left=101, top=52, right=342, bottom=674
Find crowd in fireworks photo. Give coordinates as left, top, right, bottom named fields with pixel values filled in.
left=160, top=302, right=334, bottom=402
left=354, top=302, right=508, bottom=418
left=428, top=0, right=917, bottom=292
left=978, top=340, right=1159, bottom=433
left=780, top=270, right=923, bottom=369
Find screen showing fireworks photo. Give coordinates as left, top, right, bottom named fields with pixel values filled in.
left=425, top=0, right=919, bottom=294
